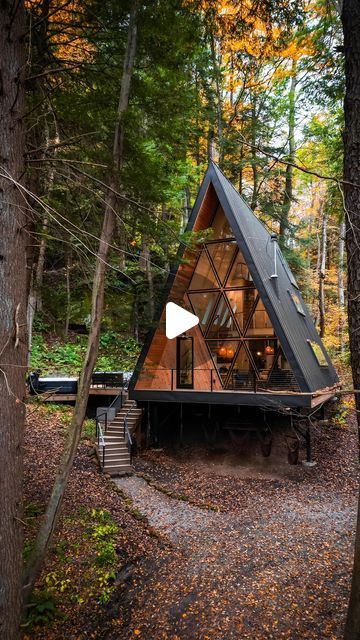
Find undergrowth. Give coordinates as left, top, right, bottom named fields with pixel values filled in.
left=30, top=331, right=140, bottom=375
left=22, top=508, right=121, bottom=633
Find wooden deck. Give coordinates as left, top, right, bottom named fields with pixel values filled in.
left=130, top=384, right=340, bottom=409
left=32, top=387, right=124, bottom=402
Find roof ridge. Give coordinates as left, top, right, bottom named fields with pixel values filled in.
left=210, top=161, right=242, bottom=199
left=211, top=161, right=275, bottom=237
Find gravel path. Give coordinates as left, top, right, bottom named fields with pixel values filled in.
left=115, top=470, right=357, bottom=640
left=115, top=476, right=220, bottom=544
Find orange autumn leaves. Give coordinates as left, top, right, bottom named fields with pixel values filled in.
left=26, top=0, right=95, bottom=68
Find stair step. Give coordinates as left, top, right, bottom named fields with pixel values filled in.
left=105, top=440, right=128, bottom=451
left=114, top=412, right=141, bottom=417
left=113, top=410, right=142, bottom=417
left=103, top=465, right=132, bottom=476
left=107, top=424, right=137, bottom=431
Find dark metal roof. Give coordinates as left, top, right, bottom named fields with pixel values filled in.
left=129, top=162, right=339, bottom=397
left=207, top=161, right=338, bottom=392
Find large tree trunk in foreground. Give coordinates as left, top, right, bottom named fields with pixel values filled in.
left=342, top=1, right=360, bottom=638
left=23, top=0, right=140, bottom=604
left=0, top=3, right=27, bottom=639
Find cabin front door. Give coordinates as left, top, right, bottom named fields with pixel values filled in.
left=176, top=336, right=194, bottom=389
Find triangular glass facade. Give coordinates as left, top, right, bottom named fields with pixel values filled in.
left=206, top=296, right=240, bottom=339
left=211, top=205, right=234, bottom=239
left=207, top=340, right=238, bottom=385
left=187, top=291, right=219, bottom=334
left=226, top=250, right=253, bottom=287
left=184, top=206, right=298, bottom=391
left=206, top=241, right=236, bottom=284
left=188, top=250, right=219, bottom=290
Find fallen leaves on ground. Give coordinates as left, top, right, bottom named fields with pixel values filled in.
left=23, top=405, right=359, bottom=639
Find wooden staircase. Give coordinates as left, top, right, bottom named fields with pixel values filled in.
left=97, top=397, right=143, bottom=476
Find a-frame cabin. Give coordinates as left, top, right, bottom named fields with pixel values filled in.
left=129, top=162, right=339, bottom=416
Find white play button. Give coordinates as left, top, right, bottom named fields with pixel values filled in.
left=165, top=302, right=199, bottom=339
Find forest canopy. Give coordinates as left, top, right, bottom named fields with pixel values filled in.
left=23, top=0, right=346, bottom=373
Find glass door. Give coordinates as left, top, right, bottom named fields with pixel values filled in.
left=176, top=337, right=194, bottom=389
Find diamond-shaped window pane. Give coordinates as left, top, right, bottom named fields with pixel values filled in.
left=226, top=344, right=255, bottom=390
left=206, top=295, right=240, bottom=338
left=188, top=250, right=219, bottom=290
left=245, top=296, right=275, bottom=337
left=207, top=242, right=237, bottom=285
left=188, top=291, right=219, bottom=334
left=210, top=205, right=234, bottom=239
left=226, top=250, right=253, bottom=287
left=225, top=289, right=256, bottom=332
left=207, top=339, right=239, bottom=386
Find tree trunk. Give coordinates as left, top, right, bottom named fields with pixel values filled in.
left=133, top=289, right=139, bottom=341
left=183, top=187, right=191, bottom=232
left=280, top=59, right=296, bottom=245
left=140, top=239, right=155, bottom=320
left=0, top=3, right=27, bottom=639
left=64, top=250, right=71, bottom=337
left=26, top=0, right=53, bottom=348
left=342, top=1, right=360, bottom=637
left=27, top=119, right=59, bottom=355
left=318, top=203, right=327, bottom=339
left=250, top=97, right=258, bottom=211
left=338, top=218, right=346, bottom=356
left=23, top=0, right=140, bottom=604
left=209, top=30, right=223, bottom=164
left=239, top=140, right=244, bottom=193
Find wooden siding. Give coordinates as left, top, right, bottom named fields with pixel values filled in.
left=135, top=184, right=221, bottom=392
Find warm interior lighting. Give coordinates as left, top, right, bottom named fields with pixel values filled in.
left=265, top=345, right=274, bottom=355
left=218, top=346, right=234, bottom=360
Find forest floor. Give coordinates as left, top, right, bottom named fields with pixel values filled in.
left=24, top=403, right=358, bottom=640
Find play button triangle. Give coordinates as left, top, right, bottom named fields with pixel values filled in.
left=166, top=302, right=199, bottom=339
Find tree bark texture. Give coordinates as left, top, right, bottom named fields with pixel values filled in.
left=23, top=0, right=140, bottom=603
left=280, top=60, right=296, bottom=244
left=250, top=97, right=258, bottom=211
left=338, top=218, right=346, bottom=355
left=318, top=203, right=327, bottom=339
left=0, top=3, right=27, bottom=639
left=342, top=1, right=360, bottom=638
left=64, top=250, right=71, bottom=337
left=140, top=239, right=155, bottom=320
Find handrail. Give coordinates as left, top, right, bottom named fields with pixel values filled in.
left=96, top=377, right=132, bottom=470
left=97, top=420, right=106, bottom=468
left=123, top=402, right=137, bottom=463
left=124, top=418, right=133, bottom=447
left=122, top=401, right=136, bottom=440
left=108, top=376, right=130, bottom=410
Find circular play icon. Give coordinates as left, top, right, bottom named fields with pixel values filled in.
left=165, top=302, right=199, bottom=339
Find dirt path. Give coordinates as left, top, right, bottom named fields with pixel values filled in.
left=23, top=406, right=359, bottom=640
left=115, top=471, right=356, bottom=640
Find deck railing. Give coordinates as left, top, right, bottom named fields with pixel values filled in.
left=136, top=367, right=299, bottom=393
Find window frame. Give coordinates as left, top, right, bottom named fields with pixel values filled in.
left=307, top=339, right=328, bottom=367
left=176, top=336, right=194, bottom=389
left=288, top=289, right=306, bottom=316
